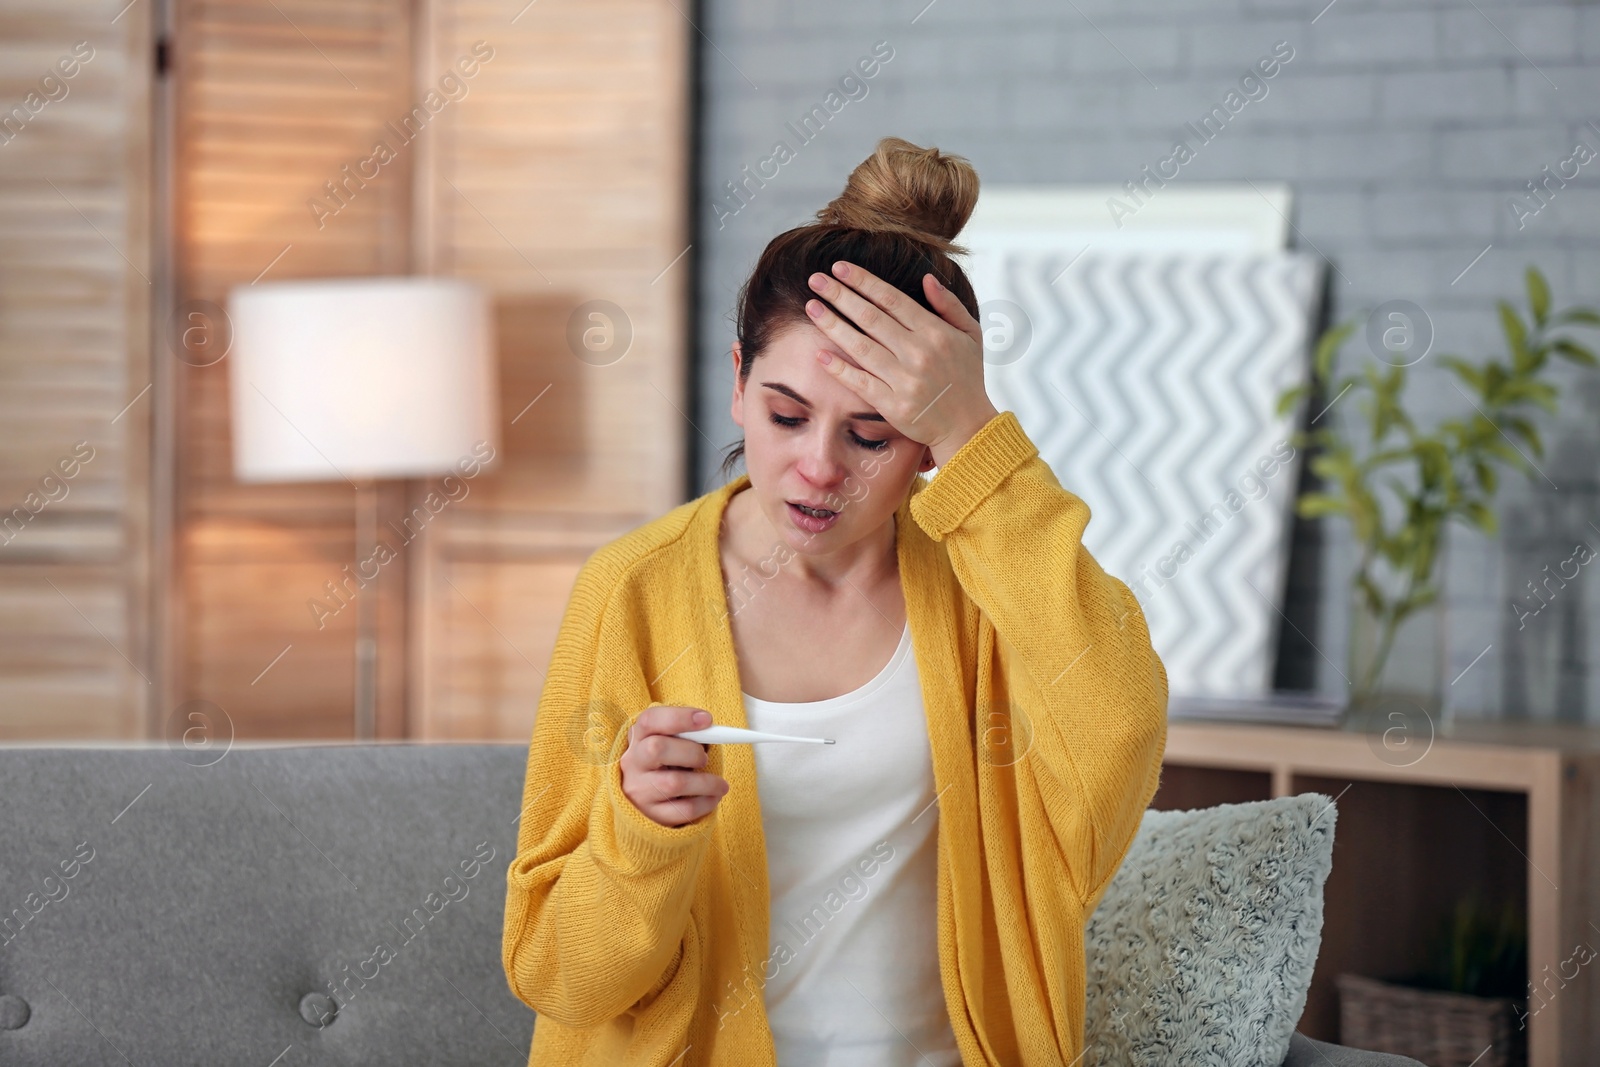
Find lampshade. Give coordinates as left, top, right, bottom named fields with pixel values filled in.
left=226, top=277, right=498, bottom=483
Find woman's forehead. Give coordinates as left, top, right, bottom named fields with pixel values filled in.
left=765, top=321, right=866, bottom=372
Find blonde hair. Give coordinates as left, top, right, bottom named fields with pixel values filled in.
left=814, top=136, right=980, bottom=258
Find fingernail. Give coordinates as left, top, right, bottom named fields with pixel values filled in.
left=818, top=351, right=833, bottom=365
left=809, top=273, right=827, bottom=289
left=833, top=262, right=850, bottom=278
left=695, top=711, right=711, bottom=726
left=931, top=274, right=945, bottom=291
left=806, top=300, right=822, bottom=318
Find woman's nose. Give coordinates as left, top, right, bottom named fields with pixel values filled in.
left=796, top=429, right=849, bottom=487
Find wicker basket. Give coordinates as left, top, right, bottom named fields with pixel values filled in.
left=1337, top=972, right=1526, bottom=1067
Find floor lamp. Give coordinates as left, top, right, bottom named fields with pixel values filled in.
left=227, top=277, right=498, bottom=740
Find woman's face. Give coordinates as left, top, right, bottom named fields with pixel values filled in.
left=730, top=320, right=934, bottom=554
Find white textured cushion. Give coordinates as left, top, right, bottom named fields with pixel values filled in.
left=1083, top=793, right=1337, bottom=1067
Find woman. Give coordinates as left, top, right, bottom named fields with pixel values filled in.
left=502, top=137, right=1168, bottom=1067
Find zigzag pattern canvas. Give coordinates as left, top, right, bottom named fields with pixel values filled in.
left=970, top=251, right=1324, bottom=699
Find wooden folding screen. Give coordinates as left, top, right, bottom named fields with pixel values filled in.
left=0, top=2, right=153, bottom=738
left=171, top=0, right=690, bottom=740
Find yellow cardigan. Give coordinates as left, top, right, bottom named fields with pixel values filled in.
left=502, top=409, right=1169, bottom=1066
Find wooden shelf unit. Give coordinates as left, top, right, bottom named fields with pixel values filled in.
left=1159, top=719, right=1600, bottom=1067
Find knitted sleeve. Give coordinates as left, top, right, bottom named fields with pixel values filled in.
left=909, top=409, right=1169, bottom=908
left=501, top=552, right=716, bottom=1029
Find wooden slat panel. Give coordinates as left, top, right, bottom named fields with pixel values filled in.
left=411, top=0, right=690, bottom=739
left=421, top=0, right=689, bottom=514
left=0, top=564, right=145, bottom=737
left=0, top=2, right=152, bottom=738
left=173, top=0, right=415, bottom=738
left=418, top=555, right=581, bottom=741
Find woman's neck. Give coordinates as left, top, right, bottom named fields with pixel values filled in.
left=723, top=483, right=898, bottom=593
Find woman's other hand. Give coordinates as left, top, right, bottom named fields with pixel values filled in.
left=619, top=705, right=731, bottom=828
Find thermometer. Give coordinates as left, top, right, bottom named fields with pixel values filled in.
left=673, top=725, right=834, bottom=745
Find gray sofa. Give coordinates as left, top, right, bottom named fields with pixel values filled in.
left=0, top=744, right=1421, bottom=1065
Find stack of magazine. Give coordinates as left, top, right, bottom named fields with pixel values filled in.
left=1167, top=690, right=1345, bottom=727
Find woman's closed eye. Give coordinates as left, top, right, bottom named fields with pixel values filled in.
left=768, top=413, right=890, bottom=452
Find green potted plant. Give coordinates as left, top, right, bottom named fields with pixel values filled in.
left=1274, top=266, right=1600, bottom=722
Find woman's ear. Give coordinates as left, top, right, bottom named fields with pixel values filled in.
left=918, top=446, right=936, bottom=472
left=729, top=341, right=744, bottom=426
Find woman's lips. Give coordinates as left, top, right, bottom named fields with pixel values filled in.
left=787, top=501, right=840, bottom=533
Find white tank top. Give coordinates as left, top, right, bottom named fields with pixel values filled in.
left=740, top=620, right=962, bottom=1067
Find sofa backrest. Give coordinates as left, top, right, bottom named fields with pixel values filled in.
left=0, top=743, right=536, bottom=1066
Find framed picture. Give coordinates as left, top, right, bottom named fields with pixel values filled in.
left=959, top=184, right=1325, bottom=704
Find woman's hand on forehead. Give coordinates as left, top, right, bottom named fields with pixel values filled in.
left=803, top=260, right=999, bottom=467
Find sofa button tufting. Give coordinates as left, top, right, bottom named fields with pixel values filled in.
left=298, top=992, right=338, bottom=1027
left=0, top=994, right=29, bottom=1030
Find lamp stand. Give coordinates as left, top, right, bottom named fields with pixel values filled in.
left=354, top=478, right=378, bottom=740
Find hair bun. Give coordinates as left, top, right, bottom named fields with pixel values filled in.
left=815, top=137, right=979, bottom=257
